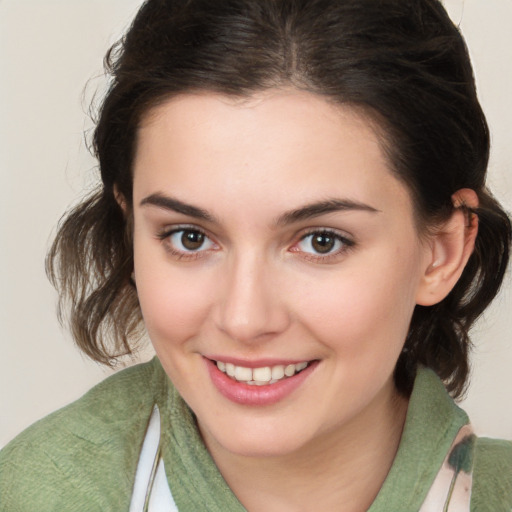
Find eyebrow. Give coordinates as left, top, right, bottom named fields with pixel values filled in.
left=140, top=193, right=216, bottom=222
left=276, top=199, right=380, bottom=225
left=140, top=193, right=379, bottom=225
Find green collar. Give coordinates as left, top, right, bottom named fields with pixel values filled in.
left=368, top=368, right=468, bottom=510
left=154, top=361, right=467, bottom=511
left=156, top=360, right=245, bottom=511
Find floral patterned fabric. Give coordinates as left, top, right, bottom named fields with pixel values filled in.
left=419, top=424, right=474, bottom=511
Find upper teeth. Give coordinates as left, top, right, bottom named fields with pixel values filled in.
left=216, top=361, right=309, bottom=385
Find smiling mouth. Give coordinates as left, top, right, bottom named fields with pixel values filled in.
left=213, top=360, right=311, bottom=386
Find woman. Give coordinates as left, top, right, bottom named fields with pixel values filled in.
left=0, top=0, right=511, bottom=510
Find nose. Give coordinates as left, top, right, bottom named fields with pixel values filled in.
left=214, top=252, right=290, bottom=343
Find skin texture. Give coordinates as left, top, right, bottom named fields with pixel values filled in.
left=130, top=89, right=477, bottom=511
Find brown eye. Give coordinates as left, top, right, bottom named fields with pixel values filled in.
left=295, top=230, right=353, bottom=259
left=311, top=233, right=335, bottom=254
left=181, top=230, right=205, bottom=250
left=167, top=228, right=215, bottom=253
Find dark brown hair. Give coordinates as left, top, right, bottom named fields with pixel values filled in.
left=47, top=0, right=511, bottom=397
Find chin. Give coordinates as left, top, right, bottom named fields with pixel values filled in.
left=198, top=417, right=319, bottom=459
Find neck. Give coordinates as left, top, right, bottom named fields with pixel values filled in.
left=201, top=381, right=409, bottom=512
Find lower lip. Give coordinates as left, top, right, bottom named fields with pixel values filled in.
left=205, top=359, right=318, bottom=406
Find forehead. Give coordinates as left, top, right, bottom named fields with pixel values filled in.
left=133, top=89, right=412, bottom=220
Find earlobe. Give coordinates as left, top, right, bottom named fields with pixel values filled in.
left=416, top=189, right=479, bottom=306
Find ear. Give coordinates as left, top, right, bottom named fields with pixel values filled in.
left=416, top=189, right=479, bottom=306
left=114, top=185, right=128, bottom=214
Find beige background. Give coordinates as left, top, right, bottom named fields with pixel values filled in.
left=0, top=0, right=511, bottom=448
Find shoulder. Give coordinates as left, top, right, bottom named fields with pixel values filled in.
left=471, top=437, right=512, bottom=511
left=0, top=358, right=165, bottom=512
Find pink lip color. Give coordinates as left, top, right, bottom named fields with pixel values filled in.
left=205, top=358, right=318, bottom=406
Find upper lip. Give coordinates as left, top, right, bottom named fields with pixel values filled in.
left=205, top=355, right=315, bottom=368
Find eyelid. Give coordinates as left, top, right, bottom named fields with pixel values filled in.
left=289, top=228, right=355, bottom=263
left=155, top=224, right=354, bottom=262
left=157, top=224, right=219, bottom=260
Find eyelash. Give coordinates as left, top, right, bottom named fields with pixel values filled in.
left=156, top=226, right=355, bottom=263
left=157, top=225, right=217, bottom=261
left=290, top=229, right=355, bottom=263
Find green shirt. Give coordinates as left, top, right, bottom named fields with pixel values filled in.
left=1, top=358, right=511, bottom=511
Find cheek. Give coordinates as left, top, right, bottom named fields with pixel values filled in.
left=292, top=245, right=422, bottom=358
left=133, top=248, right=214, bottom=348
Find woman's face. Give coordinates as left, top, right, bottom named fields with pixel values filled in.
left=132, top=90, right=432, bottom=458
